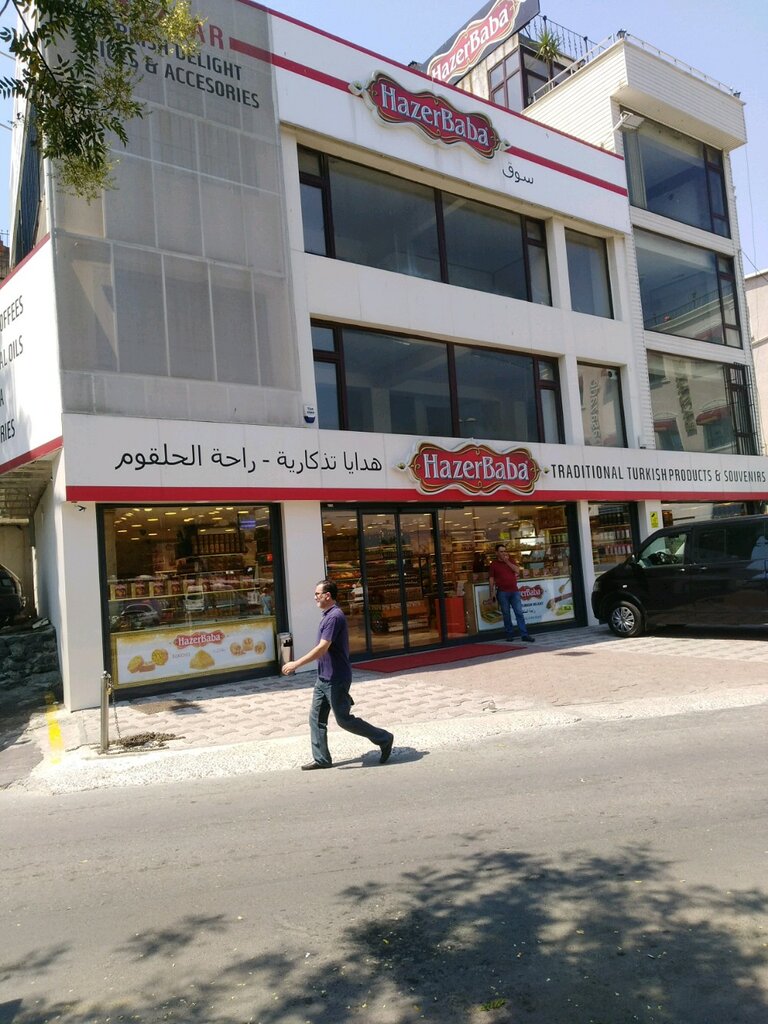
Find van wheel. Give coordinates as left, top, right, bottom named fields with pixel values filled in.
left=607, top=599, right=643, bottom=638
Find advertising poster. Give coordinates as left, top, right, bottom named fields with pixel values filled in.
left=475, top=578, right=574, bottom=630
left=112, top=617, right=276, bottom=689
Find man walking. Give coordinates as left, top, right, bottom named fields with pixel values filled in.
left=488, top=543, right=535, bottom=643
left=281, top=579, right=394, bottom=770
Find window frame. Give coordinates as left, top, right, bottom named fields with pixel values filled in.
left=298, top=146, right=551, bottom=307
left=312, top=321, right=564, bottom=444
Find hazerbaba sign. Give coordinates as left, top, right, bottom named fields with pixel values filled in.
left=426, top=0, right=539, bottom=85
left=353, top=72, right=501, bottom=159
left=399, top=441, right=541, bottom=497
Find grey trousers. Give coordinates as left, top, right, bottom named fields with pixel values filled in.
left=310, top=676, right=390, bottom=766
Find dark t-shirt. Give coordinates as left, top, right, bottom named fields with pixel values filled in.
left=317, top=603, right=352, bottom=684
left=489, top=558, right=519, bottom=592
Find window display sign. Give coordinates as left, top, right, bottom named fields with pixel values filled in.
left=112, top=617, right=276, bottom=689
left=474, top=577, right=573, bottom=629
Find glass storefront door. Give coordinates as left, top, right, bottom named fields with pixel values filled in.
left=362, top=511, right=440, bottom=654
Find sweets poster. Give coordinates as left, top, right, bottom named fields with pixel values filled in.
left=112, top=617, right=276, bottom=688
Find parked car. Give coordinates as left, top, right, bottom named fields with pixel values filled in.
left=0, top=563, right=25, bottom=626
left=111, top=602, right=161, bottom=631
left=592, top=514, right=768, bottom=638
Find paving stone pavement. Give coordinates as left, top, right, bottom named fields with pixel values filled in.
left=11, top=624, right=768, bottom=793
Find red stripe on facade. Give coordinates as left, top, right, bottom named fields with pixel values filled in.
left=229, top=16, right=626, bottom=197
left=0, top=435, right=62, bottom=476
left=237, top=0, right=624, bottom=162
left=0, top=234, right=52, bottom=293
left=65, top=485, right=766, bottom=505
left=503, top=145, right=628, bottom=196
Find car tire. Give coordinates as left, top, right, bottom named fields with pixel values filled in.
left=607, top=599, right=643, bottom=638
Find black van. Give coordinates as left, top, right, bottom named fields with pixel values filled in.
left=591, top=514, right=768, bottom=637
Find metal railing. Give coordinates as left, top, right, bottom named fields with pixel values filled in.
left=531, top=29, right=740, bottom=104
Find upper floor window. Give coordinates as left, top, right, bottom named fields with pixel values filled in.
left=299, top=147, right=551, bottom=306
left=635, top=230, right=741, bottom=347
left=488, top=46, right=568, bottom=111
left=578, top=363, right=627, bottom=447
left=623, top=116, right=729, bottom=237
left=312, top=322, right=563, bottom=444
left=648, top=351, right=757, bottom=456
left=566, top=229, right=614, bottom=318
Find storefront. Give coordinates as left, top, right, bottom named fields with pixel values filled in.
left=322, top=502, right=579, bottom=656
left=101, top=503, right=282, bottom=690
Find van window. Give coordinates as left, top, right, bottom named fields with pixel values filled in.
left=637, top=531, right=688, bottom=567
left=693, top=521, right=767, bottom=563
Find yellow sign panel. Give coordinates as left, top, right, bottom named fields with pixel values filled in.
left=112, top=616, right=276, bottom=688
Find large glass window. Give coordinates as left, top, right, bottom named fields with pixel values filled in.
left=314, top=323, right=563, bottom=444
left=103, top=504, right=279, bottom=689
left=635, top=230, right=741, bottom=347
left=454, top=345, right=561, bottom=444
left=648, top=351, right=757, bottom=455
left=566, top=229, right=613, bottom=318
left=299, top=147, right=550, bottom=306
left=623, top=116, right=729, bottom=236
left=578, top=363, right=627, bottom=447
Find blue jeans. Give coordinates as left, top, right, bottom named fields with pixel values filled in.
left=497, top=590, right=529, bottom=640
left=310, top=676, right=391, bottom=766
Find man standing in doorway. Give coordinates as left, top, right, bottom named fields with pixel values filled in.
left=281, top=579, right=394, bottom=770
left=488, top=543, right=535, bottom=643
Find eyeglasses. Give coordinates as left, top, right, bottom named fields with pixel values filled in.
left=313, top=591, right=325, bottom=598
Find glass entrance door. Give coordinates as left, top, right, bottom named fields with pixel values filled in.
left=361, top=511, right=440, bottom=654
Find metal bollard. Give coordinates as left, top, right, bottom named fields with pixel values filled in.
left=100, top=670, right=112, bottom=753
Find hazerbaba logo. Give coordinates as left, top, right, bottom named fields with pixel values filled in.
left=353, top=73, right=501, bottom=160
left=427, top=0, right=522, bottom=84
left=519, top=584, right=544, bottom=600
left=174, top=630, right=225, bottom=649
left=400, top=442, right=541, bottom=497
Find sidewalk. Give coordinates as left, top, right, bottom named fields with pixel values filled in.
left=15, top=625, right=768, bottom=793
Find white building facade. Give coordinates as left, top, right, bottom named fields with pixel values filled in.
left=4, top=1, right=767, bottom=709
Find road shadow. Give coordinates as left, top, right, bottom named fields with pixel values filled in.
left=3, top=843, right=766, bottom=1023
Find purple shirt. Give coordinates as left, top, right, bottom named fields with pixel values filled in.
left=317, top=603, right=352, bottom=684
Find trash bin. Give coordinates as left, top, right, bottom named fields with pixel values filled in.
left=277, top=631, right=293, bottom=668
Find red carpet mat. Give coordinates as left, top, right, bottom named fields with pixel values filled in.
left=356, top=642, right=523, bottom=673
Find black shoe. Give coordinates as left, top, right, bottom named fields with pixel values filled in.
left=301, top=761, right=332, bottom=771
left=522, top=635, right=535, bottom=643
left=379, top=735, right=394, bottom=764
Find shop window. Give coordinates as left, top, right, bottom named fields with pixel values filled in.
left=622, top=115, right=730, bottom=237
left=589, top=503, right=634, bottom=574
left=314, top=322, right=564, bottom=444
left=298, top=146, right=551, bottom=305
left=635, top=229, right=741, bottom=347
left=578, top=363, right=627, bottom=447
left=647, top=352, right=758, bottom=455
left=102, top=505, right=279, bottom=690
left=565, top=229, right=613, bottom=318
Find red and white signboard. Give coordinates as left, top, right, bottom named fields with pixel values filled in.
left=354, top=72, right=502, bottom=159
left=426, top=0, right=540, bottom=85
left=0, top=240, right=63, bottom=474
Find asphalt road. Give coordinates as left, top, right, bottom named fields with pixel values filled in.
left=2, top=705, right=767, bottom=1024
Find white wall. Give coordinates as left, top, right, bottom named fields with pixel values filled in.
left=280, top=502, right=327, bottom=672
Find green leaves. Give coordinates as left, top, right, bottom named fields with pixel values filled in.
left=2, top=0, right=203, bottom=197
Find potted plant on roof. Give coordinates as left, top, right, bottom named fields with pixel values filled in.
left=535, top=25, right=563, bottom=81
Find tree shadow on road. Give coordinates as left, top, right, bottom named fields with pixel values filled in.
left=3, top=844, right=766, bottom=1023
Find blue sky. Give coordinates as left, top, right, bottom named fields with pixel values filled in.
left=1, top=1, right=766, bottom=270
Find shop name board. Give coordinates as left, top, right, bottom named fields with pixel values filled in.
left=426, top=0, right=538, bottom=85
left=400, top=442, right=540, bottom=496
left=353, top=73, right=501, bottom=159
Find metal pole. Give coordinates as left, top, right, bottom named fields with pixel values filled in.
left=100, top=671, right=111, bottom=753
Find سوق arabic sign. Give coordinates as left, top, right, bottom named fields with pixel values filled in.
left=352, top=72, right=501, bottom=160
left=425, top=0, right=540, bottom=85
left=400, top=441, right=541, bottom=496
